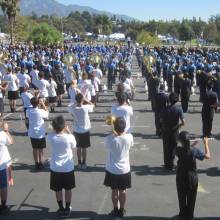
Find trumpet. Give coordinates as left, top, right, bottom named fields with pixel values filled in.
left=105, top=115, right=116, bottom=125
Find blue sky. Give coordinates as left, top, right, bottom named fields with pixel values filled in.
left=57, top=0, right=220, bottom=21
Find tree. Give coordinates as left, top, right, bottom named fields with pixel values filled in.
left=179, top=21, right=195, bottom=41
left=28, top=23, right=63, bottom=46
left=0, top=15, right=10, bottom=33
left=203, top=22, right=219, bottom=42
left=191, top=17, right=206, bottom=38
left=0, top=0, right=20, bottom=44
left=94, top=15, right=112, bottom=35
left=137, top=31, right=160, bottom=46
left=14, top=16, right=35, bottom=42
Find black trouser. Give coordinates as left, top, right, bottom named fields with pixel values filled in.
left=66, top=83, right=71, bottom=98
left=199, top=86, right=206, bottom=102
left=151, top=94, right=156, bottom=112
left=107, top=73, right=114, bottom=90
left=167, top=75, right=173, bottom=92
left=176, top=172, right=198, bottom=220
left=181, top=94, right=190, bottom=113
left=24, top=108, right=29, bottom=129
left=202, top=110, right=214, bottom=137
left=162, top=130, right=177, bottom=169
left=155, top=111, right=162, bottom=136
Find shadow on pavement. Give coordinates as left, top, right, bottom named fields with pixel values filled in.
left=205, top=166, right=220, bottom=177
left=133, top=133, right=160, bottom=140
left=132, top=165, right=175, bottom=176
left=4, top=204, right=97, bottom=220
left=12, top=163, right=50, bottom=173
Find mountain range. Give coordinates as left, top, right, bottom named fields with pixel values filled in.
left=19, top=0, right=136, bottom=21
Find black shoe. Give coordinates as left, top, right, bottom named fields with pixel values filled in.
left=35, top=162, right=40, bottom=170
left=62, top=207, right=72, bottom=218
left=38, top=162, right=45, bottom=170
left=109, top=208, right=119, bottom=218
left=57, top=101, right=62, bottom=107
left=118, top=208, right=126, bottom=218
left=0, top=205, right=10, bottom=215
left=57, top=208, right=65, bottom=218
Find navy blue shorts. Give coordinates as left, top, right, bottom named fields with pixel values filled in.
left=0, top=169, right=8, bottom=189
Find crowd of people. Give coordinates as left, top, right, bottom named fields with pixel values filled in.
left=0, top=43, right=218, bottom=220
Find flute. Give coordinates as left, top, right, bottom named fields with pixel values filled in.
left=189, top=137, right=215, bottom=142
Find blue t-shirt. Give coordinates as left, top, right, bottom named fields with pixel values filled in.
left=191, top=147, right=205, bottom=161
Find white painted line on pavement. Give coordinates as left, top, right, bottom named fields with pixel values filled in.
left=95, top=191, right=109, bottom=220
left=12, top=158, right=20, bottom=163
left=132, top=115, right=139, bottom=127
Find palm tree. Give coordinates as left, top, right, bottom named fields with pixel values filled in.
left=0, top=0, right=20, bottom=44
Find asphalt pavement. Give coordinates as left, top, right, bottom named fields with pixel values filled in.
left=2, top=56, right=220, bottom=220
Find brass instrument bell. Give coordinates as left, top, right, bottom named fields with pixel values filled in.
left=63, top=54, right=77, bottom=66
left=105, top=115, right=116, bottom=125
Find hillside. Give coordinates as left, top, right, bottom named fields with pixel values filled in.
left=19, top=0, right=136, bottom=21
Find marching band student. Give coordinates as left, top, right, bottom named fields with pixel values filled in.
left=52, top=64, right=65, bottom=107
left=68, top=80, right=81, bottom=104
left=120, top=75, right=133, bottom=101
left=176, top=132, right=211, bottom=220
left=48, top=74, right=57, bottom=113
left=91, top=71, right=101, bottom=105
left=104, top=117, right=133, bottom=218
left=125, top=74, right=135, bottom=98
left=63, top=66, right=74, bottom=99
left=93, top=63, right=103, bottom=79
left=111, top=93, right=133, bottom=133
left=68, top=93, right=94, bottom=169
left=201, top=79, right=218, bottom=138
left=160, top=92, right=185, bottom=171
left=3, top=67, right=19, bottom=113
left=26, top=97, right=49, bottom=170
left=0, top=122, right=14, bottom=215
left=36, top=71, right=50, bottom=100
left=47, top=115, right=76, bottom=218
left=0, top=80, right=8, bottom=118
left=17, top=68, right=31, bottom=95
left=30, top=65, right=39, bottom=89
left=20, top=85, right=33, bottom=129
left=78, top=72, right=92, bottom=102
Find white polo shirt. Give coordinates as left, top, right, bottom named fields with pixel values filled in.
left=105, top=133, right=133, bottom=175
left=21, top=91, right=33, bottom=108
left=26, top=107, right=49, bottom=139
left=17, top=73, right=31, bottom=88
left=47, top=133, right=76, bottom=172
left=69, top=104, right=93, bottom=133
left=0, top=131, right=12, bottom=170
left=48, top=80, right=57, bottom=97
left=111, top=104, right=133, bottom=133
left=3, top=73, right=19, bottom=91
left=36, top=79, right=50, bottom=98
